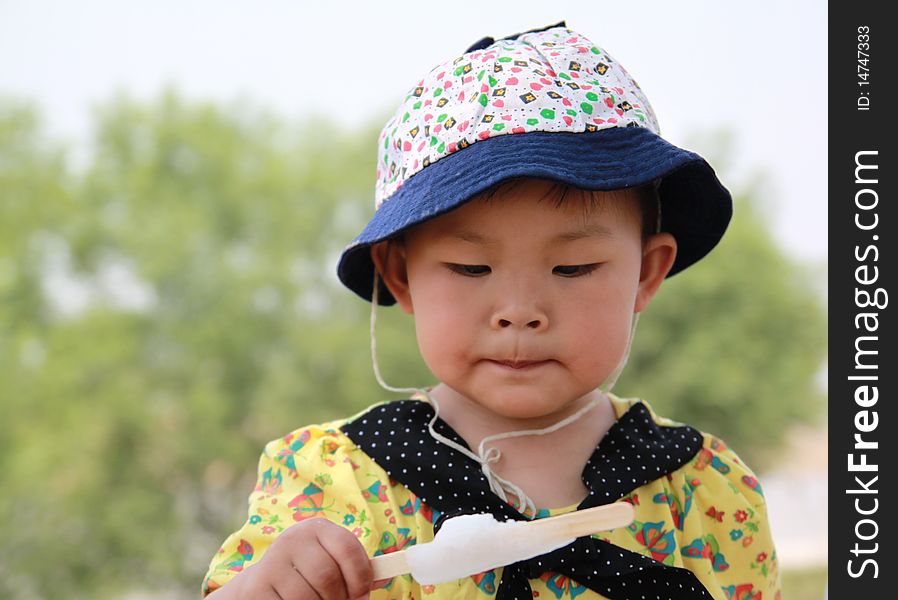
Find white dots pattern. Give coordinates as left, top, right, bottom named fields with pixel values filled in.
left=341, top=399, right=711, bottom=599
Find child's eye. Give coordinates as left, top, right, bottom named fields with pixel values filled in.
left=447, top=264, right=491, bottom=277
left=553, top=264, right=600, bottom=277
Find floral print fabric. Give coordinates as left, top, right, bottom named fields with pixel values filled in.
left=202, top=394, right=781, bottom=599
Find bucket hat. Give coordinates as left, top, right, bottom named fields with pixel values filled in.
left=337, top=21, right=732, bottom=306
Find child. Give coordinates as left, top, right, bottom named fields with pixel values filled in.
left=203, top=22, right=781, bottom=600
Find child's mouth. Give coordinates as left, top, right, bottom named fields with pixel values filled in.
left=488, top=359, right=551, bottom=371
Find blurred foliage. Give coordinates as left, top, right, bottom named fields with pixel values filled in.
left=616, top=175, right=827, bottom=466
left=0, top=90, right=824, bottom=598
left=782, top=567, right=827, bottom=600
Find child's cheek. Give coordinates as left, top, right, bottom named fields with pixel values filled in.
left=565, top=310, right=629, bottom=364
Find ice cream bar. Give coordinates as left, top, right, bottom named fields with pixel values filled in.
left=370, top=502, right=635, bottom=584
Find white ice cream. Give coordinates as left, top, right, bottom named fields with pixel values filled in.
left=405, top=513, right=576, bottom=584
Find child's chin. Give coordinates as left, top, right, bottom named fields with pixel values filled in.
left=476, top=391, right=579, bottom=422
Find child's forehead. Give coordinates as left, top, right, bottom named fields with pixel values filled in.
left=436, top=180, right=641, bottom=227
left=399, top=181, right=644, bottom=247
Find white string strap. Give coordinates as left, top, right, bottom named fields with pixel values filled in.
left=600, top=310, right=640, bottom=394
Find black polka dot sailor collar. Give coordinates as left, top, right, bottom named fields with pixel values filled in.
left=341, top=398, right=711, bottom=599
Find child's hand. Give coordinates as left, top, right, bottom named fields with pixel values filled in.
left=210, top=518, right=374, bottom=600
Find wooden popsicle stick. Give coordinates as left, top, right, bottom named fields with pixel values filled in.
left=522, top=502, right=635, bottom=540
left=370, top=502, right=634, bottom=581
left=371, top=549, right=410, bottom=581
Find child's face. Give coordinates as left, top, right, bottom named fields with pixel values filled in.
left=372, top=179, right=676, bottom=422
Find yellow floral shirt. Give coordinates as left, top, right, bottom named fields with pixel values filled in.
left=203, top=394, right=781, bottom=599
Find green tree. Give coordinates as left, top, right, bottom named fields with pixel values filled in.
left=0, top=91, right=824, bottom=598
left=615, top=185, right=826, bottom=467
left=0, top=90, right=417, bottom=598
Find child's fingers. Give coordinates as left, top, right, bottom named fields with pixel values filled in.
left=292, top=543, right=350, bottom=600
left=270, top=563, right=324, bottom=600
left=248, top=585, right=288, bottom=600
left=314, top=523, right=375, bottom=599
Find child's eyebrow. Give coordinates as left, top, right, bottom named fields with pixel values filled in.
left=551, top=223, right=615, bottom=242
left=446, top=224, right=613, bottom=245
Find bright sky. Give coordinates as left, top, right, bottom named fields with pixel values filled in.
left=1, top=0, right=827, bottom=263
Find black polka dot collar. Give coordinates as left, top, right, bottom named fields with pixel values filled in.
left=341, top=399, right=712, bottom=599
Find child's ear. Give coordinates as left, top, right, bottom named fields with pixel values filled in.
left=634, top=232, right=677, bottom=313
left=370, top=239, right=414, bottom=314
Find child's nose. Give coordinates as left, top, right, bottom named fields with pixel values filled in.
left=490, top=304, right=549, bottom=331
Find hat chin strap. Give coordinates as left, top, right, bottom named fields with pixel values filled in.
left=368, top=270, right=640, bottom=518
